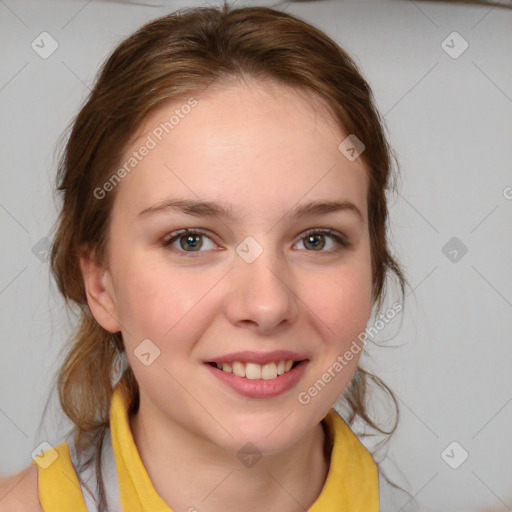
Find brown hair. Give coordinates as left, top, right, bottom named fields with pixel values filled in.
left=49, top=3, right=409, bottom=508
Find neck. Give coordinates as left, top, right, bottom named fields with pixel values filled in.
left=129, top=398, right=330, bottom=512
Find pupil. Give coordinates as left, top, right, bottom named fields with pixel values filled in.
left=307, top=234, right=324, bottom=250
left=182, top=234, right=201, bottom=251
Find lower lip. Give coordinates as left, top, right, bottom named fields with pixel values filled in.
left=204, top=361, right=309, bottom=399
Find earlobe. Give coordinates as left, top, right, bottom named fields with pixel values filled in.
left=78, top=246, right=122, bottom=333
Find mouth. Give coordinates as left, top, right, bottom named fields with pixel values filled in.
left=205, top=359, right=305, bottom=380
left=204, top=358, right=309, bottom=399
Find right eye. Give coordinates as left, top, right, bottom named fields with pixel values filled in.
left=161, top=229, right=217, bottom=256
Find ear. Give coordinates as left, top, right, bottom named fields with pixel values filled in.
left=78, top=244, right=122, bottom=333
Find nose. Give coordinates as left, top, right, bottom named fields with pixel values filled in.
left=224, top=246, right=299, bottom=335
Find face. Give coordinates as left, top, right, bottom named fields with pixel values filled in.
left=83, top=78, right=373, bottom=455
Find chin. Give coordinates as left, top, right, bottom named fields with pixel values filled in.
left=213, top=416, right=308, bottom=456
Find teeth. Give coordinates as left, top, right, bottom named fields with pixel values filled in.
left=215, top=359, right=297, bottom=379
left=261, top=362, right=277, bottom=380
left=232, top=361, right=245, bottom=378
left=245, top=362, right=261, bottom=379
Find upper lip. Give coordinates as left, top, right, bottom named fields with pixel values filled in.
left=204, top=350, right=309, bottom=365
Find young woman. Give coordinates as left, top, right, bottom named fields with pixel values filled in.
left=0, top=4, right=408, bottom=511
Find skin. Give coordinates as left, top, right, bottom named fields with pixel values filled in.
left=0, top=466, right=42, bottom=511
left=78, top=77, right=373, bottom=512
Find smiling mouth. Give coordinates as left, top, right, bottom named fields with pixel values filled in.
left=206, top=360, right=303, bottom=380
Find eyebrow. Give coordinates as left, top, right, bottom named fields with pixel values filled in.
left=138, top=198, right=364, bottom=223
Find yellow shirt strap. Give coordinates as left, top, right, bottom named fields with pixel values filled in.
left=32, top=441, right=88, bottom=512
left=308, top=409, right=379, bottom=511
left=110, top=386, right=173, bottom=511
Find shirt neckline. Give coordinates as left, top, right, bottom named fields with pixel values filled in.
left=109, top=383, right=378, bottom=511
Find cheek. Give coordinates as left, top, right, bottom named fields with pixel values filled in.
left=112, top=253, right=212, bottom=346
left=299, top=272, right=371, bottom=411
left=304, top=259, right=372, bottom=404
left=309, top=261, right=373, bottom=344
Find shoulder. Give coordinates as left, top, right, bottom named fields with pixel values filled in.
left=0, top=464, right=42, bottom=512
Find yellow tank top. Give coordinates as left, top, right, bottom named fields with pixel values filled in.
left=33, top=384, right=379, bottom=511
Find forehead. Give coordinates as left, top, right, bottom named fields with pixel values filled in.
left=112, top=78, right=368, bottom=222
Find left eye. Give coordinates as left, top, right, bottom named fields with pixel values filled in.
left=296, top=228, right=350, bottom=252
left=161, top=228, right=350, bottom=256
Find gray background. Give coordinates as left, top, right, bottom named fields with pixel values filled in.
left=0, top=0, right=511, bottom=511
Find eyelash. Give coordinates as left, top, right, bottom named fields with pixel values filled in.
left=161, top=228, right=351, bottom=257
